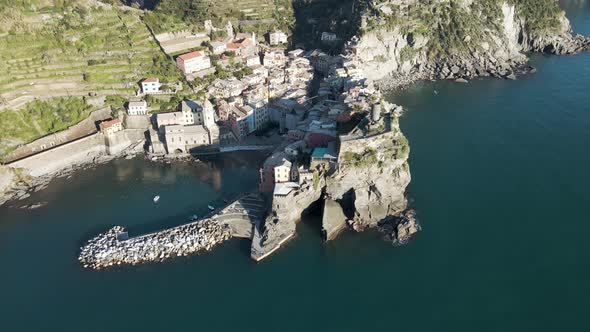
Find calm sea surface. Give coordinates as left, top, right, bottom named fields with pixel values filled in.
left=1, top=2, right=590, bottom=331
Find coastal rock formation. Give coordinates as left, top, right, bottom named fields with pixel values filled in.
left=379, top=209, right=421, bottom=245
left=251, top=176, right=325, bottom=260
left=349, top=0, right=590, bottom=86
left=252, top=107, right=416, bottom=259
left=321, top=199, right=348, bottom=241
left=326, top=112, right=411, bottom=230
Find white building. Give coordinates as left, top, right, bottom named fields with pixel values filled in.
left=287, top=49, right=305, bottom=59
left=127, top=100, right=148, bottom=116
left=211, top=41, right=227, bottom=55
left=245, top=55, right=261, bottom=67
left=100, top=118, right=123, bottom=136
left=269, top=31, right=288, bottom=45
left=141, top=78, right=161, bottom=94
left=176, top=51, right=212, bottom=74
left=263, top=50, right=287, bottom=68
left=274, top=158, right=295, bottom=183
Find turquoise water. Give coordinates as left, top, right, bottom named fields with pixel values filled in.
left=2, top=2, right=590, bottom=331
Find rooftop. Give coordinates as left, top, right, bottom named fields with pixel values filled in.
left=128, top=100, right=147, bottom=108
left=273, top=182, right=299, bottom=196
left=143, top=78, right=159, bottom=83
left=100, top=118, right=121, bottom=129
left=178, top=51, right=205, bottom=61
left=312, top=147, right=337, bottom=159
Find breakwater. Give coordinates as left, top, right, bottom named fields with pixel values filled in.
left=79, top=221, right=232, bottom=269
left=79, top=193, right=266, bottom=269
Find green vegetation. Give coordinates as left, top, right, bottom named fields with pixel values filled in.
left=143, top=0, right=294, bottom=35
left=0, top=97, right=92, bottom=157
left=399, top=46, right=419, bottom=63
left=510, top=0, right=562, bottom=36
left=362, top=0, right=564, bottom=58
left=0, top=1, right=182, bottom=98
left=312, top=170, right=320, bottom=191
left=342, top=148, right=378, bottom=168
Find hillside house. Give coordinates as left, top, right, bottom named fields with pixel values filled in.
left=269, top=31, right=288, bottom=46
left=211, top=41, right=227, bottom=54
left=176, top=51, right=212, bottom=74
left=127, top=100, right=148, bottom=116
left=141, top=78, right=161, bottom=94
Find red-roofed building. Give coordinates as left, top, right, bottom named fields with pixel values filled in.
left=100, top=118, right=123, bottom=136
left=141, top=78, right=161, bottom=94
left=225, top=36, right=255, bottom=57
left=176, top=51, right=211, bottom=74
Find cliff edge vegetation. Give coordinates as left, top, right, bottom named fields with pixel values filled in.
left=348, top=0, right=590, bottom=82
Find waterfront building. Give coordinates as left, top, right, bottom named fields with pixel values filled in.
left=228, top=105, right=254, bottom=141
left=176, top=51, right=212, bottom=74
left=100, top=118, right=123, bottom=136
left=141, top=78, right=161, bottom=94
left=259, top=152, right=298, bottom=193
left=164, top=124, right=210, bottom=154
left=127, top=99, right=148, bottom=116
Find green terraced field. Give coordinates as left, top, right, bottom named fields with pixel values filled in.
left=0, top=2, right=182, bottom=105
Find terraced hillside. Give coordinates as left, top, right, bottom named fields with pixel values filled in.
left=144, top=0, right=294, bottom=34
left=0, top=1, right=180, bottom=111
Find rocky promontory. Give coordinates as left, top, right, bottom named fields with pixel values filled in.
left=251, top=103, right=419, bottom=260
left=347, top=0, right=590, bottom=87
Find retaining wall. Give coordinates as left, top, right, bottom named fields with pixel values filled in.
left=7, top=133, right=107, bottom=177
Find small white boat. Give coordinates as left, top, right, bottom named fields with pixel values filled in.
left=208, top=205, right=215, bottom=211
left=434, top=90, right=438, bottom=95
left=153, top=195, right=160, bottom=203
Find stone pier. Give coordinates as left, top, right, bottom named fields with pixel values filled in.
left=78, top=193, right=266, bottom=269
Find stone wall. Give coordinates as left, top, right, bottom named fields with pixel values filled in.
left=2, top=108, right=112, bottom=163
left=7, top=133, right=107, bottom=177
left=105, top=129, right=146, bottom=155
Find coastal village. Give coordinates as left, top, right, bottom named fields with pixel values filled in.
left=74, top=18, right=418, bottom=267
left=1, top=13, right=416, bottom=267
left=2, top=0, right=586, bottom=268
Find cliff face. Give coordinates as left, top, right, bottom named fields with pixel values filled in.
left=349, top=0, right=590, bottom=83
left=252, top=176, right=325, bottom=260
left=326, top=128, right=411, bottom=229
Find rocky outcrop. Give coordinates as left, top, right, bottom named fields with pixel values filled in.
left=379, top=209, right=421, bottom=245
left=326, top=117, right=411, bottom=230
left=322, top=199, right=348, bottom=241
left=253, top=109, right=417, bottom=260
left=349, top=1, right=590, bottom=86
left=251, top=176, right=325, bottom=260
